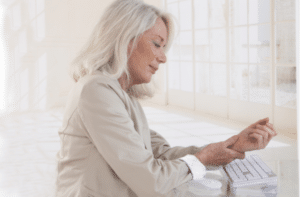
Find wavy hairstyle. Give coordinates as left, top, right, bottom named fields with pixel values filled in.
left=69, top=0, right=175, bottom=99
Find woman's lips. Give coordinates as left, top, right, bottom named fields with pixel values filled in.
left=149, top=65, right=157, bottom=74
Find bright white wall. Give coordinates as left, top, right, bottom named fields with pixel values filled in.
left=48, top=0, right=164, bottom=108
left=2, top=0, right=164, bottom=112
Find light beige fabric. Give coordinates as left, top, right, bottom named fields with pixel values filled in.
left=55, top=71, right=205, bottom=197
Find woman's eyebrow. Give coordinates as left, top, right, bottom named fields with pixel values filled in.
left=152, top=35, right=166, bottom=47
left=153, top=35, right=164, bottom=42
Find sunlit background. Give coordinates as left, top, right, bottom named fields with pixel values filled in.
left=0, top=5, right=6, bottom=112
left=0, top=0, right=298, bottom=196
left=164, top=0, right=297, bottom=138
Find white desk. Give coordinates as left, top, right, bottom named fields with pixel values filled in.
left=140, top=104, right=298, bottom=197
left=167, top=136, right=298, bottom=197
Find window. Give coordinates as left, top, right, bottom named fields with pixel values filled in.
left=165, top=0, right=296, bottom=138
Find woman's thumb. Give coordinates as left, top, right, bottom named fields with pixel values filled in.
left=224, top=135, right=239, bottom=147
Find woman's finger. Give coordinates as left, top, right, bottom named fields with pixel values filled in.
left=253, top=128, right=270, bottom=147
left=234, top=150, right=245, bottom=160
left=266, top=123, right=277, bottom=136
left=226, top=148, right=245, bottom=161
left=256, top=124, right=274, bottom=141
left=248, top=117, right=269, bottom=129
left=249, top=132, right=264, bottom=149
left=223, top=135, right=239, bottom=148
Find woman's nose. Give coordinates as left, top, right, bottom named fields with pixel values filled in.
left=157, top=50, right=167, bottom=64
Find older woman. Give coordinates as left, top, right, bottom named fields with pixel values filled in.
left=55, top=0, right=277, bottom=196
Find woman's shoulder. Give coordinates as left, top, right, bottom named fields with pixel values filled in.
left=61, top=71, right=126, bottom=131
left=78, top=71, right=118, bottom=89
left=76, top=71, right=125, bottom=101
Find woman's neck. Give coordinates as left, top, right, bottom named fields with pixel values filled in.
left=118, top=73, right=132, bottom=92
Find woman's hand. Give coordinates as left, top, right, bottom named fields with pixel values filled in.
left=194, top=135, right=245, bottom=166
left=230, top=117, right=277, bottom=153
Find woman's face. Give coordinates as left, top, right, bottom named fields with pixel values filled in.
left=127, top=17, right=168, bottom=85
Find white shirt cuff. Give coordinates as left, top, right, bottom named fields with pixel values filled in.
left=180, top=154, right=206, bottom=180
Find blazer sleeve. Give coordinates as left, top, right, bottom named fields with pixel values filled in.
left=77, top=81, right=193, bottom=197
left=150, top=129, right=205, bottom=160
left=150, top=127, right=222, bottom=171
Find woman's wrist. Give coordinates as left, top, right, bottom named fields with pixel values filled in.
left=230, top=143, right=246, bottom=154
left=194, top=151, right=207, bottom=166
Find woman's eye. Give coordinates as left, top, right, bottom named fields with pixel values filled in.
left=153, top=42, right=161, bottom=48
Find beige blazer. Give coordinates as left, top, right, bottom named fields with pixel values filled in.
left=55, top=71, right=205, bottom=197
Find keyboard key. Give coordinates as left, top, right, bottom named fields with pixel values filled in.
left=230, top=163, right=247, bottom=181
left=234, top=159, right=260, bottom=180
left=225, top=165, right=241, bottom=182
left=245, top=173, right=257, bottom=180
left=231, top=163, right=242, bottom=174
left=247, top=156, right=269, bottom=178
left=251, top=155, right=274, bottom=176
left=243, top=159, right=261, bottom=179
left=235, top=159, right=248, bottom=173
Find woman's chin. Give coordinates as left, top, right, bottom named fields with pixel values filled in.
left=143, top=75, right=153, bottom=84
left=147, top=75, right=154, bottom=83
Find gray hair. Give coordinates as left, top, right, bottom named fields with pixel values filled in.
left=69, top=0, right=175, bottom=99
